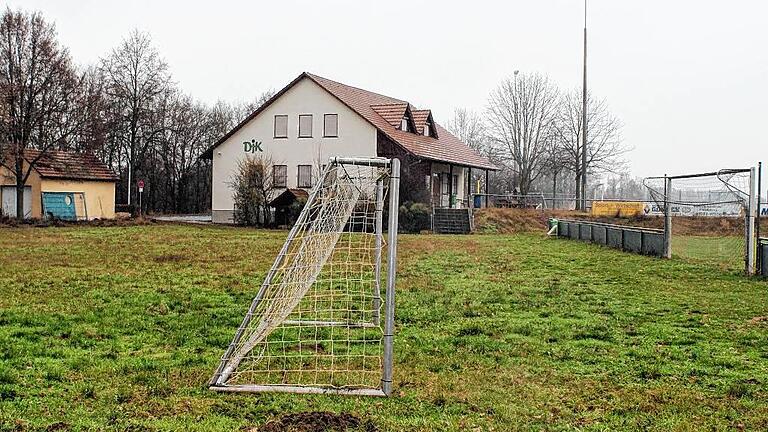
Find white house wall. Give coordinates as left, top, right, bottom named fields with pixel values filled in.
left=211, top=77, right=378, bottom=223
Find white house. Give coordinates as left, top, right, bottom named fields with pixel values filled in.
left=201, top=72, right=496, bottom=224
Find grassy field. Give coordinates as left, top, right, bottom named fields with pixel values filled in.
left=1, top=224, right=768, bottom=431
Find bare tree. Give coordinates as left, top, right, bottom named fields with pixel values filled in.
left=240, top=89, right=276, bottom=118
left=0, top=8, right=86, bottom=219
left=555, top=88, right=627, bottom=208
left=541, top=139, right=569, bottom=201
left=100, top=30, right=172, bottom=206
left=447, top=108, right=489, bottom=154
left=603, top=174, right=645, bottom=200
left=486, top=72, right=560, bottom=195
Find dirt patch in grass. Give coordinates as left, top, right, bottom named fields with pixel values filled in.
left=255, top=412, right=377, bottom=432
left=154, top=253, right=186, bottom=263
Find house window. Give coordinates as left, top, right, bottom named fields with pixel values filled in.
left=299, top=114, right=313, bottom=138
left=400, top=118, right=410, bottom=132
left=297, top=165, right=312, bottom=188
left=324, top=114, right=338, bottom=137
left=273, top=165, right=287, bottom=188
left=274, top=115, right=288, bottom=138
left=423, top=122, right=431, bottom=136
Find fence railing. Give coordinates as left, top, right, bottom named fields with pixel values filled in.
left=554, top=218, right=666, bottom=257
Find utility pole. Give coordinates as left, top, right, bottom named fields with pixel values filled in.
left=581, top=0, right=588, bottom=211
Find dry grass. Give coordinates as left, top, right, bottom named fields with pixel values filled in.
left=475, top=207, right=768, bottom=237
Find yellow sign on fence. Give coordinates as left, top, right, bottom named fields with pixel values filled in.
left=591, top=201, right=645, bottom=218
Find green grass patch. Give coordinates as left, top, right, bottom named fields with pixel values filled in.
left=0, top=224, right=767, bottom=430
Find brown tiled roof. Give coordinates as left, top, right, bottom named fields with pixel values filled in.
left=411, top=109, right=432, bottom=135
left=24, top=150, right=118, bottom=181
left=370, top=103, right=408, bottom=128
left=202, top=72, right=497, bottom=170
left=306, top=73, right=496, bottom=170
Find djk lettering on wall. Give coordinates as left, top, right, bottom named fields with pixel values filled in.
left=243, top=139, right=263, bottom=154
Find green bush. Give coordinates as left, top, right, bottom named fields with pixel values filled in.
left=399, top=201, right=431, bottom=233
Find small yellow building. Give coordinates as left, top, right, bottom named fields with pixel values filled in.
left=0, top=150, right=118, bottom=220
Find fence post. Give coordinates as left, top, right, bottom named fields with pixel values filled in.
left=663, top=176, right=672, bottom=259
left=746, top=166, right=757, bottom=275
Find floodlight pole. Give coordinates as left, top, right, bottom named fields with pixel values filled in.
left=382, top=157, right=400, bottom=397
left=663, top=175, right=672, bottom=259
left=581, top=0, right=589, bottom=211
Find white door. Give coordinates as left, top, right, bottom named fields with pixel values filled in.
left=440, top=174, right=449, bottom=208
left=1, top=186, right=32, bottom=219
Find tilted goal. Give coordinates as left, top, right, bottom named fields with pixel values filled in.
left=210, top=157, right=400, bottom=396
left=644, top=168, right=758, bottom=274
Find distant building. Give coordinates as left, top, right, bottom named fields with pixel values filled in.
left=201, top=72, right=497, bottom=224
left=0, top=150, right=118, bottom=220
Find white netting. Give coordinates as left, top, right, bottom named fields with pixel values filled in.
left=644, top=170, right=751, bottom=271
left=213, top=160, right=391, bottom=391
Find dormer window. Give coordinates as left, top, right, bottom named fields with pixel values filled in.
left=400, top=118, right=410, bottom=132
left=423, top=122, right=432, bottom=137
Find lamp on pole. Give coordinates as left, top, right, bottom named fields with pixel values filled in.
left=581, top=0, right=588, bottom=211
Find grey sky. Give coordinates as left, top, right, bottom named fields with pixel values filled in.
left=12, top=0, right=768, bottom=189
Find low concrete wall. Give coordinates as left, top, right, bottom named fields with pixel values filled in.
left=555, top=219, right=665, bottom=258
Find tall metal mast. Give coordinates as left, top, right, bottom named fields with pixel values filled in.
left=581, top=0, right=588, bottom=210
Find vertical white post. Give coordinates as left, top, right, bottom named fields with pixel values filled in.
left=746, top=167, right=757, bottom=275
left=663, top=176, right=672, bottom=259
left=382, top=158, right=399, bottom=396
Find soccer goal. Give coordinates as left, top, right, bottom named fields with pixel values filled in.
left=210, top=157, right=400, bottom=397
left=644, top=168, right=758, bottom=274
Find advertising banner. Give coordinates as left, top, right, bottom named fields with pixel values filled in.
left=643, top=201, right=743, bottom=218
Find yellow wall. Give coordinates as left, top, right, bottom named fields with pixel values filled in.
left=1, top=163, right=115, bottom=219
left=40, top=179, right=116, bottom=220
left=591, top=201, right=645, bottom=218
left=0, top=164, right=43, bottom=218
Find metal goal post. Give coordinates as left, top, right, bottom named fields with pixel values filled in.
left=209, top=156, right=400, bottom=397
left=645, top=168, right=758, bottom=275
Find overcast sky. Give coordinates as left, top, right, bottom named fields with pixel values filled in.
left=11, top=0, right=768, bottom=191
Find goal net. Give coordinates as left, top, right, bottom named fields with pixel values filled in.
left=210, top=157, right=400, bottom=396
left=644, top=169, right=756, bottom=273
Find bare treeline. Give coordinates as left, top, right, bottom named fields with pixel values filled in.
left=450, top=71, right=632, bottom=206
left=0, top=8, right=272, bottom=217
